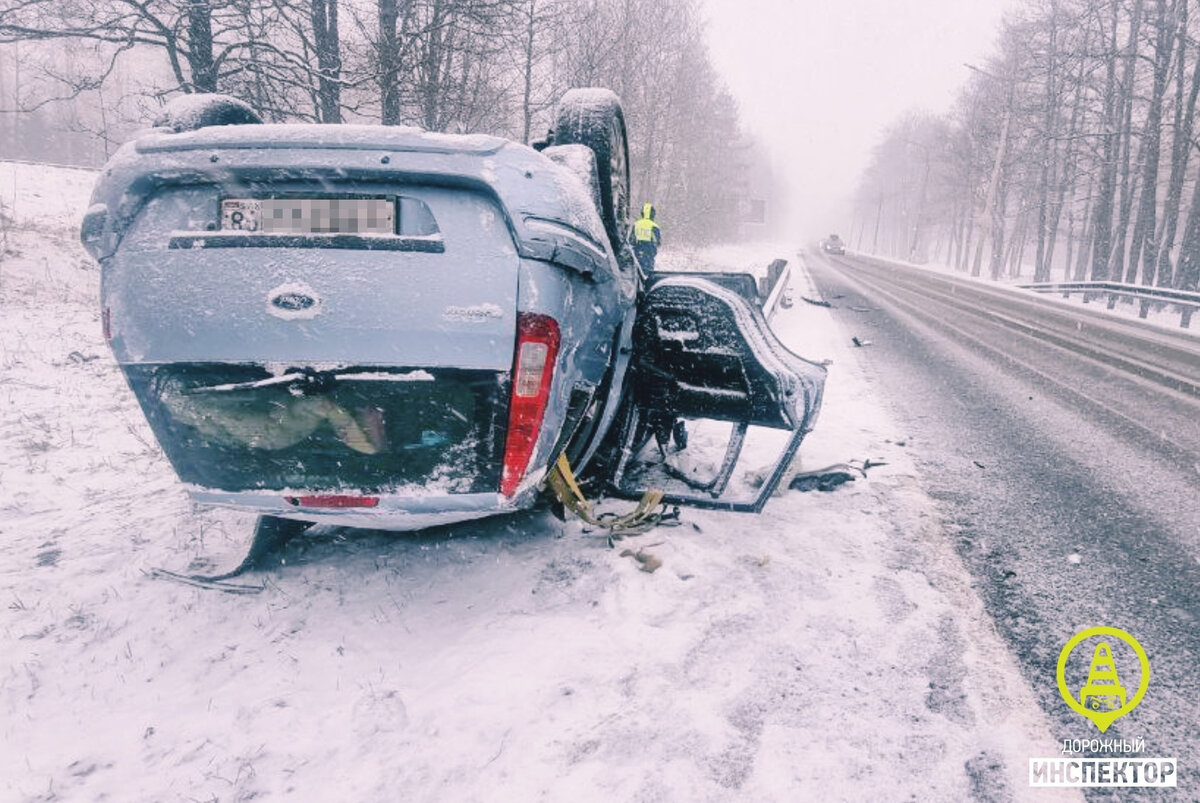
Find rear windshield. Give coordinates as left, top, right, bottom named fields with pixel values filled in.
left=124, top=363, right=507, bottom=494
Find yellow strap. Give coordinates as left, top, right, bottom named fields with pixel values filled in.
left=548, top=453, right=665, bottom=534
left=554, top=453, right=587, bottom=504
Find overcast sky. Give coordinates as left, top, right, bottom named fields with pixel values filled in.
left=701, top=0, right=1017, bottom=241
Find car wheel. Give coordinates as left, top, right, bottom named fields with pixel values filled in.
left=154, top=93, right=263, bottom=133
left=553, top=89, right=631, bottom=252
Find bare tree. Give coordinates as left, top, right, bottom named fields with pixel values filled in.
left=1127, top=0, right=1174, bottom=285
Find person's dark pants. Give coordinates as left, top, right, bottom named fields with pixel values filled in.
left=634, top=243, right=657, bottom=272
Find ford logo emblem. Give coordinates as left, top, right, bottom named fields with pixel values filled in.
left=272, top=292, right=316, bottom=311
left=265, top=282, right=322, bottom=320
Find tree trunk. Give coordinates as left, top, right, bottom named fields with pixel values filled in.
left=989, top=171, right=1010, bottom=281
left=960, top=198, right=976, bottom=273
left=1044, top=21, right=1090, bottom=282
left=1108, top=0, right=1143, bottom=282
left=1034, top=0, right=1059, bottom=282
left=186, top=1, right=217, bottom=92
left=1064, top=203, right=1075, bottom=282
left=976, top=92, right=1012, bottom=279
left=311, top=0, right=342, bottom=123
left=378, top=0, right=401, bottom=125
left=1076, top=176, right=1095, bottom=281
left=1155, top=0, right=1198, bottom=287
left=1090, top=0, right=1123, bottom=281
left=1128, top=0, right=1173, bottom=285
left=871, top=194, right=883, bottom=253
left=1174, top=170, right=1200, bottom=291
left=521, top=0, right=536, bottom=143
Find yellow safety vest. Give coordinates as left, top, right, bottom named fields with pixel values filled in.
left=633, top=217, right=659, bottom=243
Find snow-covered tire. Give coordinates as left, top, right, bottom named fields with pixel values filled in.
left=553, top=88, right=631, bottom=251
left=542, top=144, right=604, bottom=218
left=154, top=93, right=262, bottom=133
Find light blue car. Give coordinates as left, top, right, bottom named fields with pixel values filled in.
left=81, top=90, right=826, bottom=575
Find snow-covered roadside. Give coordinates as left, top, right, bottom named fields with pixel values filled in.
left=2, top=161, right=1075, bottom=801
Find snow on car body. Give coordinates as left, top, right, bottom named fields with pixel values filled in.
left=82, top=117, right=635, bottom=530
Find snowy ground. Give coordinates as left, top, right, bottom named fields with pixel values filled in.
left=1, top=161, right=1077, bottom=801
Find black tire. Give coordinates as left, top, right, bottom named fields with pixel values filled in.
left=154, top=93, right=263, bottom=133
left=553, top=88, right=631, bottom=252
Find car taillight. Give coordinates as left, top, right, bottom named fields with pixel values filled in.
left=500, top=312, right=560, bottom=496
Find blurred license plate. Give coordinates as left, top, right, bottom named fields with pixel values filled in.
left=221, top=198, right=395, bottom=234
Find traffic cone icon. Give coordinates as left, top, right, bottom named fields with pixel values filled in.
left=1079, top=642, right=1127, bottom=712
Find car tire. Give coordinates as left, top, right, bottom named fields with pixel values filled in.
left=541, top=144, right=604, bottom=220
left=553, top=89, right=631, bottom=252
left=154, top=93, right=263, bottom=133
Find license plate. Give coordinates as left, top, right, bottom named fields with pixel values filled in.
left=221, top=198, right=395, bottom=234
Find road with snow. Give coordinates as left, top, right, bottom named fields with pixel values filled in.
left=808, top=249, right=1200, bottom=794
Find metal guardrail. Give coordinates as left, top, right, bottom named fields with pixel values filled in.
left=1017, top=280, right=1200, bottom=329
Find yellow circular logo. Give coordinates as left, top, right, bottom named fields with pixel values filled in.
left=1057, top=627, right=1150, bottom=733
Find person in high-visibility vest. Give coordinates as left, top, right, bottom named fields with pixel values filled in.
left=631, top=202, right=661, bottom=272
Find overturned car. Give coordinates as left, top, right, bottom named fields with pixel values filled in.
left=81, top=90, right=826, bottom=568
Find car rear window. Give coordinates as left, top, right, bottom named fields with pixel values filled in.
left=124, top=363, right=507, bottom=494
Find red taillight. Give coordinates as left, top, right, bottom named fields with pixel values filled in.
left=500, top=312, right=560, bottom=496
left=286, top=495, right=380, bottom=508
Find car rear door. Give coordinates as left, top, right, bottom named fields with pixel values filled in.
left=603, top=271, right=827, bottom=512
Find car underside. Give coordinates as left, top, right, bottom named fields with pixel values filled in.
left=81, top=90, right=828, bottom=574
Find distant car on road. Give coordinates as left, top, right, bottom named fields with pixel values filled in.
left=822, top=234, right=845, bottom=255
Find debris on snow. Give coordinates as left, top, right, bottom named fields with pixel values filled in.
left=788, top=464, right=859, bottom=492
left=619, top=548, right=663, bottom=573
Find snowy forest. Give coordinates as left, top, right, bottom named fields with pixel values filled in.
left=854, top=0, right=1200, bottom=295
left=0, top=0, right=762, bottom=242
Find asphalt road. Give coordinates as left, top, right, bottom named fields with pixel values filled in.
left=806, top=251, right=1200, bottom=797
